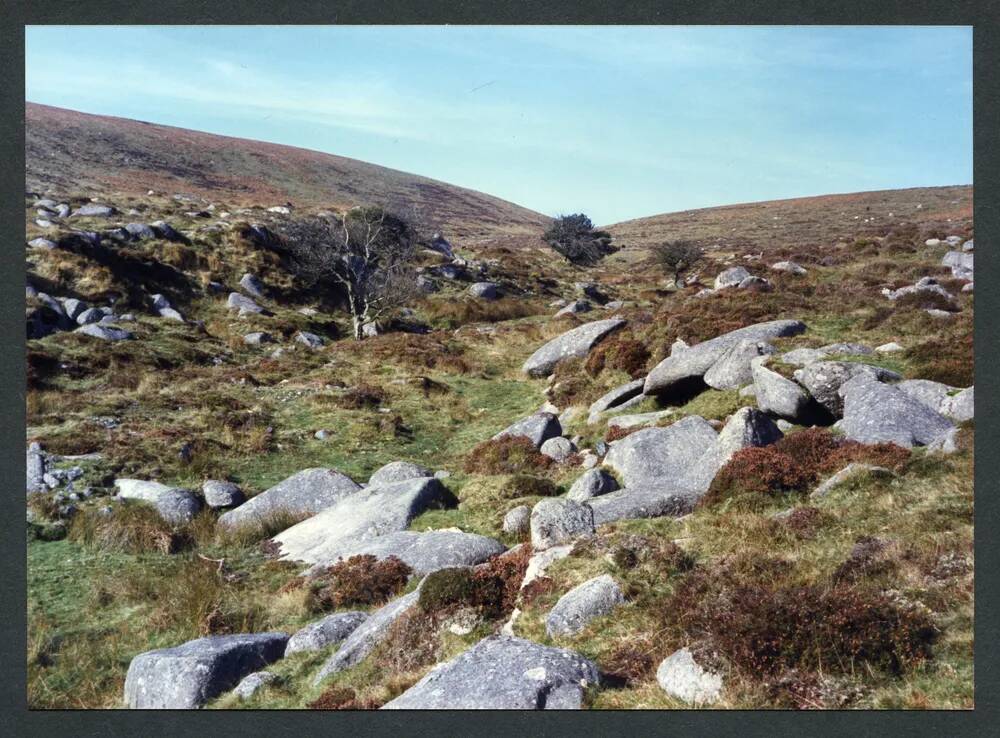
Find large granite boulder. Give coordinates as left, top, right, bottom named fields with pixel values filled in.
left=751, top=357, right=814, bottom=421
left=123, top=632, right=289, bottom=708
left=896, top=380, right=974, bottom=422
left=522, top=318, right=626, bottom=377
left=314, top=589, right=421, bottom=683
left=382, top=635, right=600, bottom=709
left=492, top=412, right=561, bottom=449
left=703, top=339, right=777, bottom=390
left=644, top=320, right=806, bottom=398
left=587, top=379, right=645, bottom=423
left=530, top=498, right=595, bottom=550
left=781, top=342, right=872, bottom=366
left=602, top=416, right=718, bottom=489
left=840, top=379, right=954, bottom=448
left=270, top=477, right=453, bottom=569
left=368, top=460, right=433, bottom=487
left=792, top=361, right=901, bottom=417
left=284, top=612, right=369, bottom=656
left=545, top=574, right=625, bottom=638
left=217, top=468, right=360, bottom=531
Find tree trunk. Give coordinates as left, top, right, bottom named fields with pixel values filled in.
left=352, top=314, right=363, bottom=340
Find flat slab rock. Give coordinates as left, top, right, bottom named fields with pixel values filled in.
left=367, top=460, right=433, bottom=486
left=306, top=530, right=506, bottom=576
left=314, top=589, right=421, bottom=683
left=217, top=468, right=361, bottom=530
left=841, top=379, right=954, bottom=448
left=522, top=318, right=626, bottom=377
left=793, top=360, right=901, bottom=417
left=644, top=320, right=806, bottom=397
left=492, top=412, right=562, bottom=449
left=124, top=632, right=289, bottom=708
left=382, top=635, right=600, bottom=709
left=285, top=611, right=369, bottom=655
left=545, top=574, right=625, bottom=637
left=271, top=477, right=452, bottom=568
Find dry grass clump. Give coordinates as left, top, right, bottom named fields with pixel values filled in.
left=418, top=545, right=530, bottom=619
left=308, top=686, right=383, bottom=710
left=303, top=555, right=412, bottom=612
left=904, top=330, right=973, bottom=387
left=463, top=435, right=553, bottom=475
left=775, top=506, right=829, bottom=540
left=335, top=383, right=386, bottom=409
left=422, top=296, right=540, bottom=328
left=832, top=536, right=899, bottom=584
left=893, top=290, right=958, bottom=313
left=335, top=332, right=471, bottom=374
left=605, top=424, right=642, bottom=443
left=68, top=504, right=191, bottom=554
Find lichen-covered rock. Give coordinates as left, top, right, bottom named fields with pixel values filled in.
left=793, top=361, right=901, bottom=417
left=656, top=648, right=723, bottom=705
left=545, top=574, right=625, bottom=637
left=530, top=498, right=595, bottom=550
left=232, top=671, right=278, bottom=700
left=295, top=331, right=324, bottom=349
left=840, top=379, right=954, bottom=448
left=368, top=460, right=433, bottom=486
left=781, top=342, right=872, bottom=366
left=153, top=488, right=202, bottom=525
left=896, top=380, right=974, bottom=423
left=382, top=635, right=600, bottom=709
left=554, top=299, right=592, bottom=318
left=522, top=318, right=626, bottom=377
left=469, top=282, right=500, bottom=300
left=714, top=266, right=751, bottom=289
left=239, top=273, right=266, bottom=298
left=502, top=505, right=531, bottom=536
left=202, top=480, right=244, bottom=509
left=751, top=357, right=813, bottom=421
left=75, top=323, right=134, bottom=341
left=492, top=412, right=561, bottom=449
left=703, top=339, right=776, bottom=390
left=540, top=436, right=575, bottom=462
left=312, top=530, right=505, bottom=576
left=227, top=292, right=267, bottom=316
left=270, top=477, right=452, bottom=569
left=566, top=468, right=619, bottom=501
left=603, top=416, right=718, bottom=489
left=124, top=633, right=289, bottom=708
left=284, top=612, right=369, bottom=655
left=217, top=468, right=360, bottom=530
left=27, top=443, right=47, bottom=494
left=771, top=260, right=807, bottom=275
left=643, top=320, right=806, bottom=398
left=586, top=379, right=645, bottom=423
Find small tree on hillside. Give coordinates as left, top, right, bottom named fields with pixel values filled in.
left=653, top=240, right=704, bottom=288
left=281, top=206, right=420, bottom=339
left=542, top=213, right=617, bottom=266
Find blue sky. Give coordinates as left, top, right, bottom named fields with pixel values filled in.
left=25, top=26, right=972, bottom=224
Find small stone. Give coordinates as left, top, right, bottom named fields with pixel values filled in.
left=502, top=505, right=531, bottom=536
left=656, top=648, right=723, bottom=705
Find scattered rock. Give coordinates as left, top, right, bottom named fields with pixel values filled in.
left=312, top=530, right=505, bottom=576
left=545, top=574, right=625, bottom=638
left=71, top=204, right=115, bottom=217
left=875, top=342, right=904, bottom=353
left=382, top=635, right=599, bottom=709
left=840, top=379, right=954, bottom=447
left=605, top=409, right=675, bottom=430
left=469, top=282, right=501, bottom=300
left=522, top=318, right=627, bottom=377
left=703, top=339, right=776, bottom=390
left=603, top=416, right=718, bottom=489
left=124, top=632, right=289, bottom=708
left=811, top=463, right=896, bottom=498
left=771, top=261, right=807, bottom=275
left=492, top=412, right=562, bottom=449
left=530, top=498, right=595, bottom=550
left=554, top=300, right=592, bottom=318
left=295, top=331, right=324, bottom=349
left=239, top=273, right=266, bottom=298
left=243, top=332, right=274, bottom=346
left=26, top=443, right=47, bottom=494
left=217, top=468, right=361, bottom=530
left=232, top=671, right=278, bottom=701
left=781, top=342, right=873, bottom=366
left=751, top=357, right=813, bottom=421
left=502, top=505, right=531, bottom=536
left=227, top=292, right=268, bottom=317
left=714, top=266, right=751, bottom=289
left=202, top=480, right=245, bottom=509
left=793, top=361, right=901, bottom=417
left=656, top=647, right=723, bottom=706
left=28, top=237, right=57, bottom=249
left=124, top=223, right=157, bottom=240
left=540, top=436, right=575, bottom=462
left=927, top=427, right=962, bottom=455
left=566, top=469, right=619, bottom=502
left=284, top=612, right=369, bottom=656
left=586, top=381, right=645, bottom=423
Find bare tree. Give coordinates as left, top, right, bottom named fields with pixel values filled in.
left=652, top=240, right=704, bottom=288
left=281, top=206, right=420, bottom=339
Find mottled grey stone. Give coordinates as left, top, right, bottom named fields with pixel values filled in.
left=566, top=468, right=619, bottom=502
left=603, top=416, right=718, bottom=489
left=124, top=633, right=289, bottom=708
left=752, top=358, right=813, bottom=421
left=714, top=266, right=751, bottom=289
left=554, top=300, right=592, bottom=318
left=811, top=463, right=896, bottom=498
left=771, top=260, right=807, bottom=275
left=295, top=331, right=324, bottom=348
left=469, top=282, right=500, bottom=300
left=545, top=575, right=625, bottom=637
left=75, top=307, right=104, bottom=325
left=124, top=223, right=157, bottom=240
left=793, top=361, right=901, bottom=417
left=530, top=498, right=595, bottom=550
left=540, top=436, right=575, bottom=462
left=656, top=648, right=723, bottom=705
left=152, top=488, right=202, bottom=525
left=782, top=342, right=872, bottom=366
left=202, top=480, right=245, bottom=509
left=151, top=221, right=183, bottom=241
left=28, top=237, right=57, bottom=250
left=587, top=379, right=645, bottom=423
left=522, top=318, right=626, bottom=377
left=239, top=273, right=266, bottom=298
left=703, top=339, right=776, bottom=390
left=840, top=380, right=954, bottom=448
left=314, top=589, right=421, bottom=683
left=502, top=505, right=531, bottom=536
left=313, top=530, right=505, bottom=576
left=493, top=412, right=562, bottom=449
left=27, top=443, right=46, bottom=494
left=232, top=671, right=278, bottom=701
left=644, top=320, right=806, bottom=397
left=284, top=612, right=369, bottom=655
left=606, top=409, right=675, bottom=430
left=368, top=460, right=433, bottom=486
left=217, top=468, right=361, bottom=530
left=243, top=332, right=273, bottom=346
left=271, top=477, right=452, bottom=569
left=382, top=635, right=599, bottom=709
left=227, top=292, right=266, bottom=316
left=74, top=322, right=134, bottom=341
left=72, top=204, right=115, bottom=217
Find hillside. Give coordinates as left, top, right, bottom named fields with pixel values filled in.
left=606, top=186, right=973, bottom=252
left=25, top=103, right=550, bottom=240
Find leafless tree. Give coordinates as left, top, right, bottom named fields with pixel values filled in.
left=281, top=206, right=420, bottom=339
left=652, top=240, right=704, bottom=288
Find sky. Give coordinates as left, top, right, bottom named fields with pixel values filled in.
left=25, top=26, right=972, bottom=225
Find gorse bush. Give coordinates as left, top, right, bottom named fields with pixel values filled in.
left=542, top=213, right=617, bottom=266
left=584, top=335, right=651, bottom=379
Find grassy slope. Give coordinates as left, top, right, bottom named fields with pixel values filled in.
left=26, top=176, right=974, bottom=708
